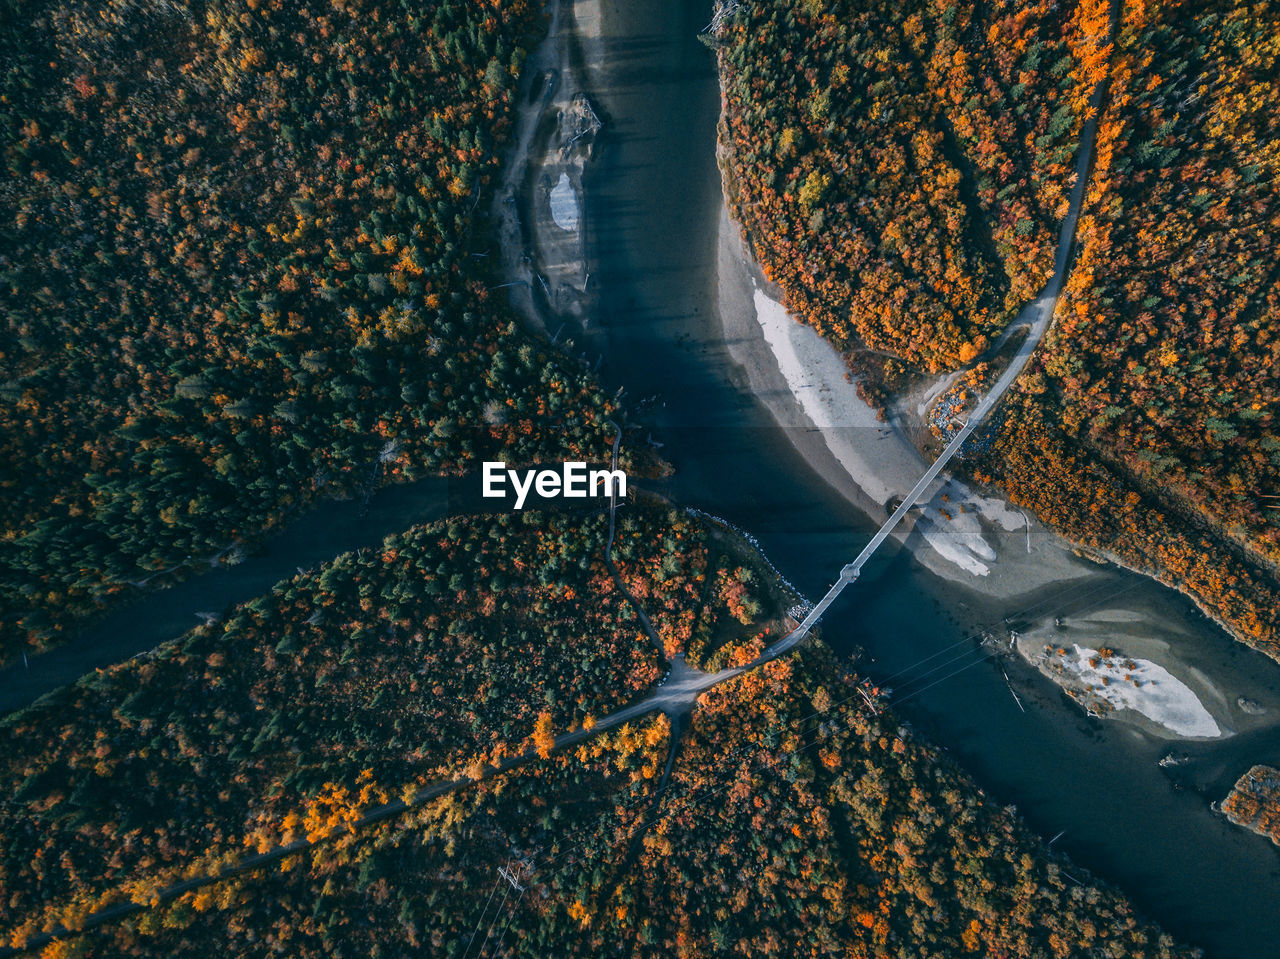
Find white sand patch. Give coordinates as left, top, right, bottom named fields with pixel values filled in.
left=751, top=287, right=872, bottom=430
left=750, top=284, right=1037, bottom=578
left=918, top=504, right=998, bottom=576
left=1058, top=644, right=1221, bottom=738
left=549, top=172, right=578, bottom=231
left=751, top=286, right=904, bottom=505
left=969, top=490, right=1027, bottom=531
left=914, top=481, right=1027, bottom=577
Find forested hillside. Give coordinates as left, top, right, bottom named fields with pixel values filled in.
left=33, top=646, right=1193, bottom=958
left=0, top=507, right=737, bottom=949
left=0, top=0, right=616, bottom=663
left=715, top=0, right=1280, bottom=656
left=717, top=0, right=1102, bottom=370
left=1047, top=0, right=1280, bottom=564
left=975, top=0, right=1280, bottom=655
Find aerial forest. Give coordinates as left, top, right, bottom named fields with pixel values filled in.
left=715, top=0, right=1280, bottom=657
left=0, top=0, right=617, bottom=663
left=28, top=646, right=1194, bottom=958
left=0, top=507, right=744, bottom=949
left=0, top=0, right=1249, bottom=955
left=717, top=0, right=1096, bottom=370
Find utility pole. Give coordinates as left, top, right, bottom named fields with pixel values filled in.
left=857, top=681, right=880, bottom=716
left=702, top=0, right=744, bottom=36
left=498, top=858, right=531, bottom=892
left=464, top=859, right=534, bottom=959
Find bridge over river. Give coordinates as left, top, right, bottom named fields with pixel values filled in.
left=0, top=9, right=1121, bottom=952
left=785, top=51, right=1110, bottom=643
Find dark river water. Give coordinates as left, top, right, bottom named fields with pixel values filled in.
left=2, top=2, right=1278, bottom=955
left=577, top=1, right=1280, bottom=955
left=0, top=479, right=452, bottom=713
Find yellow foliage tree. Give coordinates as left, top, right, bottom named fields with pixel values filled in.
left=532, top=711, right=555, bottom=759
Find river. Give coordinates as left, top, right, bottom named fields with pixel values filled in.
left=574, top=1, right=1280, bottom=956
left=0, top=478, right=449, bottom=714
left=3, top=2, right=1279, bottom=955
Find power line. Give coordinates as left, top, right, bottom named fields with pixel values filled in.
left=473, top=881, right=513, bottom=959
left=483, top=887, right=527, bottom=959
left=460, top=875, right=503, bottom=959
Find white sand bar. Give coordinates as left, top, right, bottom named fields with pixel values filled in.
left=1059, top=644, right=1221, bottom=738
left=917, top=487, right=1029, bottom=576
left=751, top=285, right=908, bottom=506
left=751, top=284, right=1029, bottom=577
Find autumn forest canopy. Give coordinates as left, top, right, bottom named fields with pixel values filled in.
left=0, top=0, right=617, bottom=663
left=1, top=0, right=1276, bottom=955
left=716, top=0, right=1280, bottom=658
left=15, top=645, right=1196, bottom=958
left=0, top=507, right=748, bottom=948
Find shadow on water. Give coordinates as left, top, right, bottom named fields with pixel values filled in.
left=579, top=1, right=1280, bottom=955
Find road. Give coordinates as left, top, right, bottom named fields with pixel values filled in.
left=790, top=42, right=1116, bottom=639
